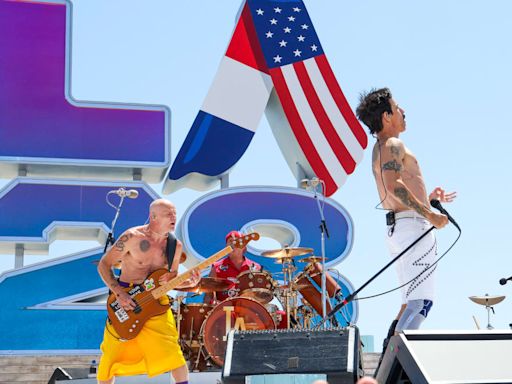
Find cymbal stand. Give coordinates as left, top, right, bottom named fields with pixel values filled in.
left=280, top=255, right=297, bottom=329
left=485, top=303, right=496, bottom=330
left=175, top=295, right=185, bottom=347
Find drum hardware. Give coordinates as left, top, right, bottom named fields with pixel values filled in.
left=469, top=294, right=506, bottom=330
left=268, top=254, right=301, bottom=329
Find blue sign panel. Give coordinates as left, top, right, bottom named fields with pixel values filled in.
left=0, top=178, right=158, bottom=253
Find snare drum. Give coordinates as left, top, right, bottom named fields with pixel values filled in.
left=237, top=270, right=275, bottom=303
left=200, top=297, right=275, bottom=366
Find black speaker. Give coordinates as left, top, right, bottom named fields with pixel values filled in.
left=222, top=326, right=362, bottom=384
left=48, top=367, right=72, bottom=383
left=376, top=330, right=512, bottom=384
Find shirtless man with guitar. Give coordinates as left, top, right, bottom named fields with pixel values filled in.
left=96, top=199, right=258, bottom=383
left=96, top=199, right=198, bottom=384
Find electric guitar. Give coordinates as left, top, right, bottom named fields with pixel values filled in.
left=106, top=232, right=259, bottom=340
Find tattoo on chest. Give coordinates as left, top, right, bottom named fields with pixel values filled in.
left=115, top=234, right=130, bottom=252
left=139, top=240, right=150, bottom=252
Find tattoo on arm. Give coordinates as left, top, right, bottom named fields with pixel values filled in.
left=390, top=144, right=401, bottom=157
left=114, top=234, right=131, bottom=252
left=394, top=187, right=428, bottom=216
left=382, top=160, right=402, bottom=172
left=139, top=239, right=150, bottom=252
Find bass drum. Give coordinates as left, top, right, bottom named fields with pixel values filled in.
left=200, top=297, right=275, bottom=366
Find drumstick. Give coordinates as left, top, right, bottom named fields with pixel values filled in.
left=472, top=315, right=480, bottom=330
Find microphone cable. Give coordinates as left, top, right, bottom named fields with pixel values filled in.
left=351, top=223, right=461, bottom=302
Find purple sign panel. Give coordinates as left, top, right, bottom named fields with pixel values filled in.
left=0, top=0, right=170, bottom=182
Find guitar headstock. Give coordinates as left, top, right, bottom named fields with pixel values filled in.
left=229, top=232, right=260, bottom=249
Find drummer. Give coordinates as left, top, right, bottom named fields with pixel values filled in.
left=204, top=230, right=262, bottom=304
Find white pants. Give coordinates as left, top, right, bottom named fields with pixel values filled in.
left=385, top=211, right=437, bottom=303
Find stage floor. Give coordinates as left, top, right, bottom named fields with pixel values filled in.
left=58, top=371, right=222, bottom=383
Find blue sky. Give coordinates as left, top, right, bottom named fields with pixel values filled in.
left=1, top=0, right=512, bottom=347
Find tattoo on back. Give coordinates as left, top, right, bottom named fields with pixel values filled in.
left=140, top=240, right=150, bottom=252
left=394, top=187, right=427, bottom=216
left=382, top=160, right=402, bottom=172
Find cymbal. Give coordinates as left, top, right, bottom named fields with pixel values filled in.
left=262, top=247, right=313, bottom=259
left=176, top=277, right=233, bottom=293
left=469, top=295, right=506, bottom=306
left=298, top=256, right=329, bottom=263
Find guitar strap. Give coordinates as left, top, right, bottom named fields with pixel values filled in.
left=166, top=232, right=177, bottom=272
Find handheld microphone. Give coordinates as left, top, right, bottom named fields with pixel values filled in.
left=108, top=188, right=139, bottom=199
left=499, top=276, right=512, bottom=285
left=430, top=199, right=460, bottom=231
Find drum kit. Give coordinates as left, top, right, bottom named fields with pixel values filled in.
left=172, top=246, right=343, bottom=371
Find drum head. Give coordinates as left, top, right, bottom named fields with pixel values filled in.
left=201, top=297, right=275, bottom=366
left=237, top=270, right=275, bottom=303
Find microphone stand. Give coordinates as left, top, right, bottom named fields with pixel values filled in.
left=103, top=192, right=126, bottom=253
left=312, top=181, right=330, bottom=329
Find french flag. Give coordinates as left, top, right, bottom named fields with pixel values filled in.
left=165, top=0, right=367, bottom=196
left=164, top=4, right=272, bottom=193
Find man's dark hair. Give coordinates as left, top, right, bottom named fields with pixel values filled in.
left=355, top=88, right=393, bottom=135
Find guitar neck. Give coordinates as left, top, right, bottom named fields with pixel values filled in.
left=151, top=245, right=233, bottom=298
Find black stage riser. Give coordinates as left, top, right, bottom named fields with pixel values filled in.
left=376, top=330, right=512, bottom=384
left=222, top=326, right=362, bottom=384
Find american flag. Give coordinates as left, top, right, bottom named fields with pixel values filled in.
left=248, top=0, right=367, bottom=196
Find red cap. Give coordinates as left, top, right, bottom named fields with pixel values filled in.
left=225, top=230, right=243, bottom=243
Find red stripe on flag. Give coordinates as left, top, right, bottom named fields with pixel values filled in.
left=315, top=55, right=368, bottom=149
left=269, top=67, right=338, bottom=196
left=225, top=4, right=269, bottom=73
left=293, top=61, right=356, bottom=174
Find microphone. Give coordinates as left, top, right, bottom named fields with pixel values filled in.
left=300, top=177, right=321, bottom=190
left=430, top=199, right=460, bottom=231
left=499, top=276, right=512, bottom=285
left=108, top=188, right=139, bottom=199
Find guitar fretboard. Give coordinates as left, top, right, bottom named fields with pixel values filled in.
left=151, top=245, right=233, bottom=298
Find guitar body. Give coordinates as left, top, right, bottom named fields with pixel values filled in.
left=107, top=268, right=169, bottom=341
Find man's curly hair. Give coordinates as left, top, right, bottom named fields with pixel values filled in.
left=356, top=88, right=393, bottom=135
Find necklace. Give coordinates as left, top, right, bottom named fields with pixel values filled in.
left=144, top=225, right=168, bottom=237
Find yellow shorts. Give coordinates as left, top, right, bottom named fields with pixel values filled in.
left=97, top=300, right=186, bottom=381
